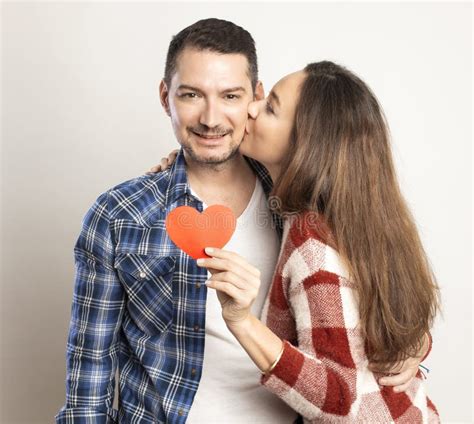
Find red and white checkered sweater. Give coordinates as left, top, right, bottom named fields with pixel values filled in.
left=260, top=211, right=439, bottom=423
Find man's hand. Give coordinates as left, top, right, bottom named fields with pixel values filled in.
left=369, top=333, right=431, bottom=392
left=146, top=149, right=179, bottom=174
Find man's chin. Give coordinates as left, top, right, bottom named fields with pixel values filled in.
left=184, top=144, right=240, bottom=165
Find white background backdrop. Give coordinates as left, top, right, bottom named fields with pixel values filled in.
left=1, top=2, right=472, bottom=423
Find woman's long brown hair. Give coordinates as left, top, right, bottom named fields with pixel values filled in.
left=272, top=61, right=440, bottom=366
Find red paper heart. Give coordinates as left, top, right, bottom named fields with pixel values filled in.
left=165, top=205, right=236, bottom=259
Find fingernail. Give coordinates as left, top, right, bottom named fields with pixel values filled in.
left=205, top=280, right=211, bottom=286
left=205, top=247, right=214, bottom=253
left=197, top=259, right=204, bottom=265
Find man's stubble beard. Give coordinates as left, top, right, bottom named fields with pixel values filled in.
left=182, top=139, right=242, bottom=170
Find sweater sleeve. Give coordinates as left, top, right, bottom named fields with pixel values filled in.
left=260, top=228, right=360, bottom=420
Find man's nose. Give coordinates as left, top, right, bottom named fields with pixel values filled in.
left=199, top=100, right=221, bottom=128
left=247, top=100, right=261, bottom=120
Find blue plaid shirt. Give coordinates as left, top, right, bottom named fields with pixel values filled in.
left=55, top=149, right=282, bottom=424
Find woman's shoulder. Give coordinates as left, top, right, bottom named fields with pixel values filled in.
left=283, top=210, right=335, bottom=248
left=280, top=211, right=351, bottom=281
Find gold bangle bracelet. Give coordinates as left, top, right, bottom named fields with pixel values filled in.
left=261, top=342, right=285, bottom=376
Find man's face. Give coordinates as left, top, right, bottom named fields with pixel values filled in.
left=160, top=48, right=255, bottom=165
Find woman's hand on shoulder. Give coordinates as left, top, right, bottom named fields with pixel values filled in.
left=146, top=149, right=179, bottom=174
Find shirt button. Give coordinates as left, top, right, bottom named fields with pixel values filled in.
left=193, top=325, right=200, bottom=332
left=195, top=282, right=202, bottom=289
left=139, top=272, right=146, bottom=279
left=191, top=368, right=197, bottom=376
left=178, top=409, right=185, bottom=416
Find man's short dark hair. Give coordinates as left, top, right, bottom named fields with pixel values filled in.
left=164, top=18, right=258, bottom=92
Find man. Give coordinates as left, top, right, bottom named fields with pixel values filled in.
left=56, top=18, right=426, bottom=424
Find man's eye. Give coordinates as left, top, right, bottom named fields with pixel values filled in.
left=180, top=93, right=199, bottom=99
left=265, top=101, right=274, bottom=114
left=225, top=94, right=240, bottom=100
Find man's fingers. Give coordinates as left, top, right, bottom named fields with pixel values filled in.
left=369, top=361, right=403, bottom=374
left=388, top=358, right=418, bottom=374
left=378, top=368, right=415, bottom=386
left=393, top=380, right=412, bottom=393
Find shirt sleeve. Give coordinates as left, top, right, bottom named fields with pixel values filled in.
left=260, top=253, right=359, bottom=420
left=55, top=192, right=126, bottom=424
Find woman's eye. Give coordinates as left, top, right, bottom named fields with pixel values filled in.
left=265, top=101, right=274, bottom=114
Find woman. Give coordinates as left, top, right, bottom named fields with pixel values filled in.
left=152, top=61, right=440, bottom=422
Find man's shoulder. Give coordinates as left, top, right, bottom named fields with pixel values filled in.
left=108, top=171, right=169, bottom=196
left=93, top=171, right=172, bottom=223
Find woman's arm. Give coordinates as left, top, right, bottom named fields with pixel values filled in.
left=198, top=247, right=358, bottom=419
left=196, top=247, right=286, bottom=372
left=227, top=314, right=284, bottom=375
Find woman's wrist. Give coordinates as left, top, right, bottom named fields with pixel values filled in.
left=225, top=313, right=254, bottom=336
left=261, top=341, right=285, bottom=375
left=225, top=314, right=285, bottom=374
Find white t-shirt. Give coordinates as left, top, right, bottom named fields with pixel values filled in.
left=186, top=178, right=298, bottom=423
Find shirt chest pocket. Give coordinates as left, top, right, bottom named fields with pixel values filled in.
left=114, top=253, right=176, bottom=336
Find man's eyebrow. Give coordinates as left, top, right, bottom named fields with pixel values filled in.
left=176, top=85, right=247, bottom=95
left=269, top=91, right=281, bottom=107
left=177, top=84, right=203, bottom=93
left=221, top=86, right=247, bottom=94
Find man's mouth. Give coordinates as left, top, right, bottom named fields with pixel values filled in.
left=192, top=131, right=229, bottom=139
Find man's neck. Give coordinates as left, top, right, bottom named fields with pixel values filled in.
left=184, top=151, right=256, bottom=216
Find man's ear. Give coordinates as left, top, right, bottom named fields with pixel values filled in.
left=159, top=80, right=171, bottom=116
left=254, top=81, right=265, bottom=101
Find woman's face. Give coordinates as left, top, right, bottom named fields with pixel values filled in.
left=240, top=70, right=306, bottom=178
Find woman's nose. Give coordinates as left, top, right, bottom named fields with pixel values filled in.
left=247, top=100, right=261, bottom=119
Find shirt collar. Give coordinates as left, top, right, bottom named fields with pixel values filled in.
left=163, top=147, right=281, bottom=240
left=164, top=148, right=274, bottom=206
left=164, top=148, right=192, bottom=206
left=243, top=156, right=274, bottom=196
